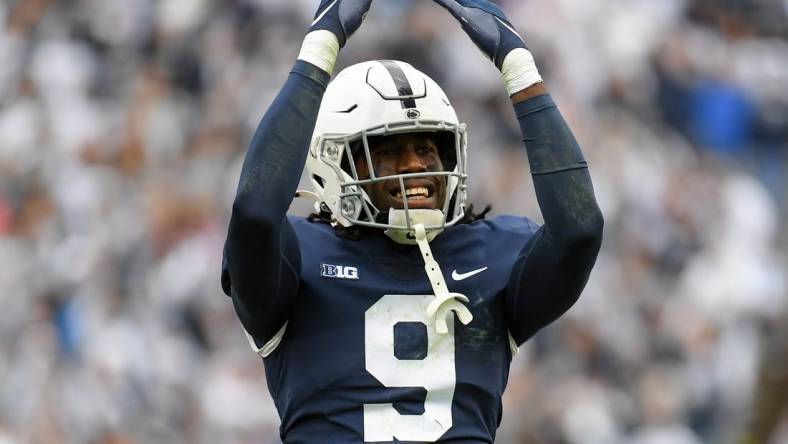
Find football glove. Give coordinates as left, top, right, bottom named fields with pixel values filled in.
left=299, top=0, right=373, bottom=74
left=432, top=0, right=525, bottom=69
left=432, top=0, right=542, bottom=95
left=310, top=0, right=373, bottom=48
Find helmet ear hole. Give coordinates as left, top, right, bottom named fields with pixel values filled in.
left=312, top=174, right=325, bottom=189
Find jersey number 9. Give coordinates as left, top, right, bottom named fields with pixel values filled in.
left=364, top=294, right=456, bottom=442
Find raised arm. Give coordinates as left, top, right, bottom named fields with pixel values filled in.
left=223, top=0, right=372, bottom=345
left=507, top=86, right=603, bottom=344
left=433, top=0, right=604, bottom=344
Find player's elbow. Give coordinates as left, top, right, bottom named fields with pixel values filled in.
left=575, top=205, right=604, bottom=248
left=561, top=204, right=604, bottom=255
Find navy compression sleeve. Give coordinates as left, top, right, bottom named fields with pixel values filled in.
left=506, top=94, right=604, bottom=345
left=223, top=61, right=330, bottom=344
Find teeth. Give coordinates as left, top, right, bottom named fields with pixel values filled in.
left=396, top=187, right=430, bottom=199
left=406, top=187, right=429, bottom=197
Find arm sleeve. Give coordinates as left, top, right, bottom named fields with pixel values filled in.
left=222, top=61, right=330, bottom=345
left=506, top=94, right=604, bottom=345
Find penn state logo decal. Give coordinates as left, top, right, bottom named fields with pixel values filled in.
left=406, top=109, right=420, bottom=119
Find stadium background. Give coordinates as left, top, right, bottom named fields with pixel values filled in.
left=1, top=0, right=786, bottom=442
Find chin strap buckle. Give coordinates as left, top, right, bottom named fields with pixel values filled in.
left=413, top=223, right=473, bottom=334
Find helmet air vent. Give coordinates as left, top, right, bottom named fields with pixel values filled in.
left=337, top=104, right=358, bottom=113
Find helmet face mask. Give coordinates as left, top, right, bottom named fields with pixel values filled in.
left=306, top=61, right=469, bottom=238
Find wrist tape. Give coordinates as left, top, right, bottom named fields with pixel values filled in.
left=501, top=48, right=543, bottom=96
left=297, top=30, right=340, bottom=75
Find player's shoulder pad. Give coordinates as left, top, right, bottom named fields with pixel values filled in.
left=287, top=214, right=338, bottom=243
left=480, top=214, right=540, bottom=236
left=288, top=214, right=333, bottom=230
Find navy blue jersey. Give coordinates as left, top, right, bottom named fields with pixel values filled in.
left=225, top=61, right=602, bottom=444
left=253, top=215, right=539, bottom=443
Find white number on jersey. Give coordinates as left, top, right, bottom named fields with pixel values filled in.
left=363, top=294, right=456, bottom=442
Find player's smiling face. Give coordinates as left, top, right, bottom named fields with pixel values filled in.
left=355, top=133, right=447, bottom=212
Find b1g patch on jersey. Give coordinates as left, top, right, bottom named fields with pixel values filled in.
left=321, top=263, right=359, bottom=280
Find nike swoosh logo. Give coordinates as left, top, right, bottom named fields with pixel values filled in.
left=452, top=267, right=488, bottom=281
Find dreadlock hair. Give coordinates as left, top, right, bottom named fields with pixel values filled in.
left=307, top=204, right=492, bottom=241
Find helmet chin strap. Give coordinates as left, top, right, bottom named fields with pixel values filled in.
left=384, top=210, right=473, bottom=332
left=408, top=220, right=474, bottom=335
left=384, top=209, right=444, bottom=245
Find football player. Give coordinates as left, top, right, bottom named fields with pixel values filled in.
left=221, top=0, right=603, bottom=442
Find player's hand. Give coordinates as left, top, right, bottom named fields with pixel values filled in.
left=309, top=0, right=373, bottom=48
left=432, top=0, right=526, bottom=70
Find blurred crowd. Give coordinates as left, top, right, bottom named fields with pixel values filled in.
left=1, top=0, right=786, bottom=443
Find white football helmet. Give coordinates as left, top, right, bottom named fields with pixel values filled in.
left=304, top=60, right=468, bottom=242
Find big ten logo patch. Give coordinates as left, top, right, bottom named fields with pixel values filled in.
left=321, top=263, right=359, bottom=280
